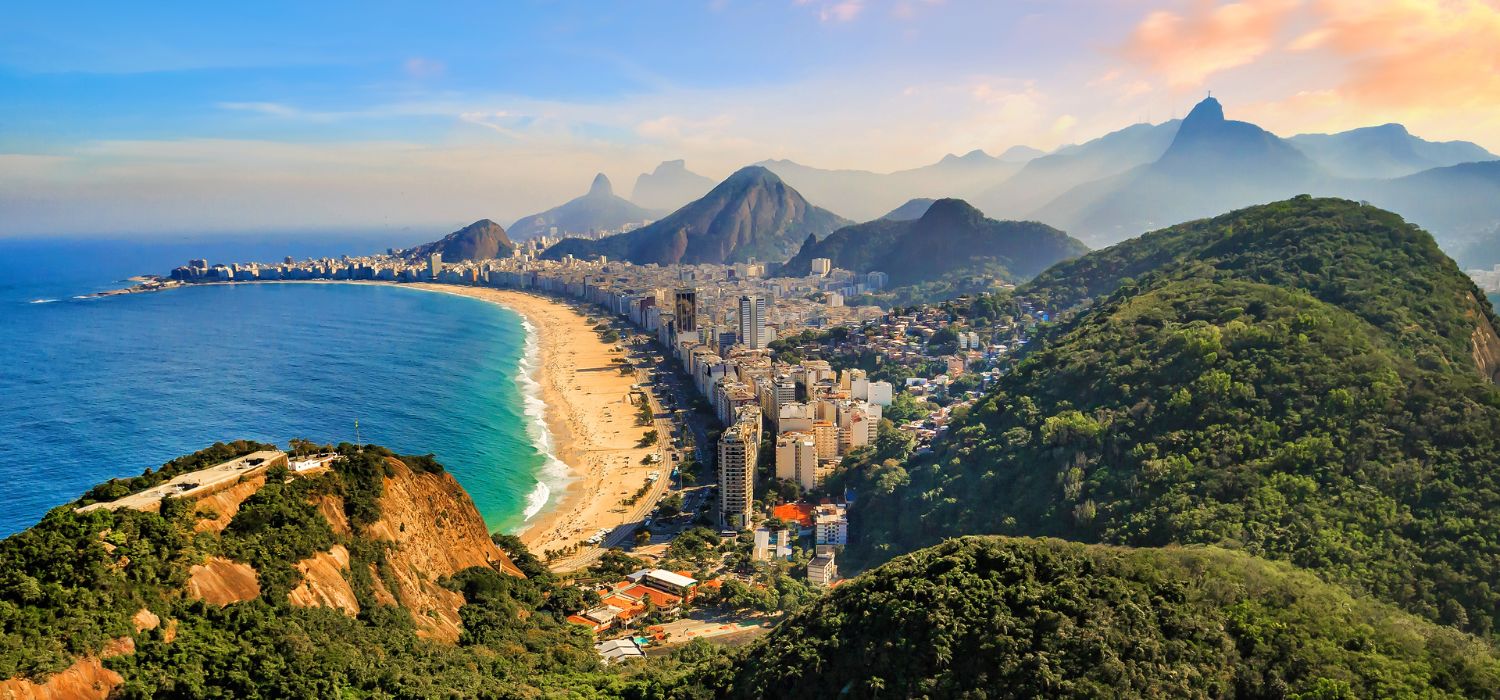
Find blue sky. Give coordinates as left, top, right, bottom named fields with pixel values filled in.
left=4, top=0, right=1497, bottom=235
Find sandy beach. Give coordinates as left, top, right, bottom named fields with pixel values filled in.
left=406, top=284, right=661, bottom=559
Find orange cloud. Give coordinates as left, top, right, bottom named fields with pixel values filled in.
left=1124, top=0, right=1302, bottom=88
left=1297, top=0, right=1500, bottom=111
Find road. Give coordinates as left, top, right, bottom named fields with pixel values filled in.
left=549, top=333, right=677, bottom=573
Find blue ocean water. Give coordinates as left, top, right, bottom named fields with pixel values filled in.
left=0, top=237, right=557, bottom=537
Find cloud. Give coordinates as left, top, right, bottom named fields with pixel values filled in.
left=1124, top=0, right=1302, bottom=88
left=217, top=101, right=304, bottom=118
left=1297, top=0, right=1500, bottom=111
left=796, top=0, right=866, bottom=23
left=402, top=57, right=445, bottom=79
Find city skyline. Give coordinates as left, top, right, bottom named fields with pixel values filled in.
left=4, top=0, right=1499, bottom=236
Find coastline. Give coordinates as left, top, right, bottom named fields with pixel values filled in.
left=404, top=284, right=660, bottom=559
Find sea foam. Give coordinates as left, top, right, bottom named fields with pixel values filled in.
left=514, top=316, right=572, bottom=523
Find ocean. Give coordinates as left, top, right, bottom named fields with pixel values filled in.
left=0, top=236, right=561, bottom=537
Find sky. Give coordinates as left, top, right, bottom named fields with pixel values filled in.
left=3, top=0, right=1498, bottom=237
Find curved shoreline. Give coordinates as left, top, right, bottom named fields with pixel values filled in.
left=403, top=284, right=659, bottom=558
left=105, top=279, right=657, bottom=557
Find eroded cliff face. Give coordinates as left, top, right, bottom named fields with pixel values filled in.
left=1465, top=291, right=1500, bottom=384
left=351, top=458, right=523, bottom=641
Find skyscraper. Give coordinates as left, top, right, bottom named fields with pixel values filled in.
left=738, top=295, right=767, bottom=350
left=428, top=253, right=443, bottom=280
left=674, top=288, right=698, bottom=333
left=718, top=412, right=760, bottom=530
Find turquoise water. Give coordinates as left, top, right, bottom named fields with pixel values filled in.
left=0, top=238, right=559, bottom=537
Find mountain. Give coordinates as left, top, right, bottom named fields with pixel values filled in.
left=1035, top=98, right=1323, bottom=245
left=507, top=174, right=659, bottom=241
left=705, top=537, right=1500, bottom=699
left=628, top=160, right=715, bottom=211
left=998, top=144, right=1046, bottom=162
left=842, top=197, right=1500, bottom=639
left=880, top=197, right=935, bottom=221
left=976, top=120, right=1181, bottom=219
left=541, top=166, right=849, bottom=265
left=1352, top=161, right=1500, bottom=267
left=406, top=219, right=515, bottom=261
left=758, top=149, right=1026, bottom=221
left=1290, top=123, right=1496, bottom=179
left=781, top=198, right=1086, bottom=288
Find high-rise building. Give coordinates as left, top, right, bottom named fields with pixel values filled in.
left=775, top=432, right=818, bottom=490
left=738, top=295, right=767, bottom=350
left=428, top=253, right=443, bottom=279
left=674, top=288, right=698, bottom=333
left=718, top=414, right=760, bottom=530
left=810, top=258, right=833, bottom=276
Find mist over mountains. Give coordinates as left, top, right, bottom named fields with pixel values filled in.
left=516, top=96, right=1499, bottom=271
left=542, top=166, right=848, bottom=265
left=507, top=174, right=659, bottom=242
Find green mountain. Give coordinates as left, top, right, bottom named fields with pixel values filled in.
left=843, top=197, right=1500, bottom=638
left=508, top=173, right=660, bottom=241
left=541, top=166, right=849, bottom=265
left=702, top=537, right=1500, bottom=699
left=405, top=219, right=515, bottom=262
left=780, top=198, right=1087, bottom=287
left=0, top=442, right=613, bottom=698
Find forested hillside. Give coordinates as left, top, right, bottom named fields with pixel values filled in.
left=698, top=537, right=1500, bottom=699
left=842, top=198, right=1500, bottom=639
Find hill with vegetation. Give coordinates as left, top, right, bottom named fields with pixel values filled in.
left=0, top=442, right=642, bottom=698
left=840, top=198, right=1500, bottom=641
left=780, top=198, right=1087, bottom=288
left=698, top=537, right=1500, bottom=699
left=405, top=219, right=515, bottom=262
left=508, top=173, right=661, bottom=241
left=542, top=165, right=849, bottom=265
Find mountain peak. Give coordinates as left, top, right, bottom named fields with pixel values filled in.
left=940, top=149, right=994, bottom=165
left=722, top=165, right=783, bottom=188
left=916, top=198, right=988, bottom=230
left=1183, top=96, right=1225, bottom=125
left=652, top=159, right=688, bottom=174
left=588, top=173, right=613, bottom=197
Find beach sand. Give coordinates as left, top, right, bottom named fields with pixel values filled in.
left=406, top=284, right=661, bottom=559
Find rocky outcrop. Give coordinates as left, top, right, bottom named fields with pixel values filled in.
left=359, top=458, right=522, bottom=641
left=192, top=474, right=267, bottom=534
left=287, top=545, right=360, bottom=615
left=1467, top=292, right=1500, bottom=384
left=185, top=557, right=260, bottom=605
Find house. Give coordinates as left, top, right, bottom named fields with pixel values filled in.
left=596, top=638, right=646, bottom=664
left=814, top=503, right=848, bottom=546
left=808, top=544, right=838, bottom=586
left=627, top=568, right=700, bottom=600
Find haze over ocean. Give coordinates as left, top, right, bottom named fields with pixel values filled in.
left=0, top=237, right=552, bottom=536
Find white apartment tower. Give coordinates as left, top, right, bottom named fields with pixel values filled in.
left=738, top=295, right=767, bottom=350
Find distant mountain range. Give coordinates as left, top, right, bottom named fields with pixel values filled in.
left=405, top=219, right=515, bottom=262
left=507, top=174, right=660, bottom=241
left=629, top=160, right=716, bottom=212
left=881, top=198, right=935, bottom=221
left=1008, top=98, right=1499, bottom=259
left=541, top=166, right=849, bottom=265
left=757, top=149, right=1029, bottom=222
left=781, top=198, right=1086, bottom=288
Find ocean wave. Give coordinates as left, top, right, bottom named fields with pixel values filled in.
left=29, top=298, right=57, bottom=304
left=514, top=316, right=572, bottom=523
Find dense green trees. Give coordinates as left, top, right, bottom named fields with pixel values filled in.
left=699, top=537, right=1500, bottom=699
left=844, top=198, right=1500, bottom=639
